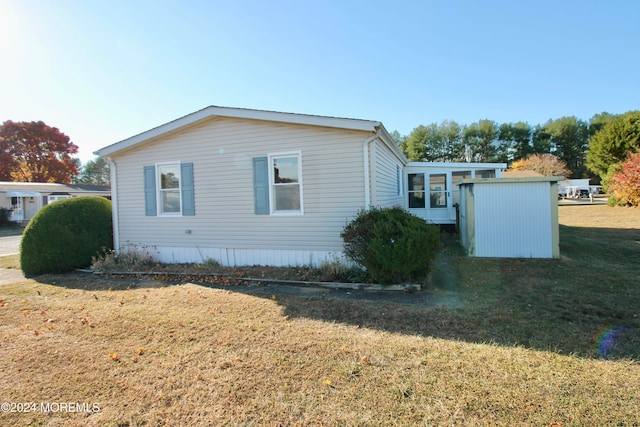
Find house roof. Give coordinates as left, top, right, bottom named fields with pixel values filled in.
left=0, top=181, right=111, bottom=194
left=96, top=105, right=403, bottom=160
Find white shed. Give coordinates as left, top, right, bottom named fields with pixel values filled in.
left=458, top=177, right=562, bottom=258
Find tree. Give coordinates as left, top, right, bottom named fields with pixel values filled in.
left=389, top=130, right=404, bottom=147
left=589, top=112, right=618, bottom=137
left=531, top=123, right=552, bottom=155
left=440, top=120, right=465, bottom=161
left=463, top=120, right=499, bottom=162
left=511, top=154, right=571, bottom=177
left=586, top=111, right=640, bottom=178
left=498, top=122, right=532, bottom=162
left=402, top=124, right=432, bottom=161
left=401, top=121, right=465, bottom=162
left=545, top=116, right=589, bottom=177
left=75, top=157, right=111, bottom=186
left=607, top=152, right=640, bottom=206
left=0, top=120, right=79, bottom=183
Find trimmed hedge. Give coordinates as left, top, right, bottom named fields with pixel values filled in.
left=0, top=207, right=15, bottom=227
left=341, top=206, right=440, bottom=285
left=20, top=196, right=113, bottom=276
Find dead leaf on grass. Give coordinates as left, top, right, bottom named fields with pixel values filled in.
left=108, top=353, right=119, bottom=361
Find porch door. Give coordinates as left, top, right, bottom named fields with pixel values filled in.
left=9, top=197, right=24, bottom=221
left=428, top=173, right=451, bottom=222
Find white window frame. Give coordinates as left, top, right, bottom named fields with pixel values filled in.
left=47, top=195, right=72, bottom=204
left=268, top=151, right=304, bottom=215
left=156, top=162, right=182, bottom=216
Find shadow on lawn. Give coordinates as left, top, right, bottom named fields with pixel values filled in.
left=262, top=226, right=639, bottom=361
left=32, top=225, right=640, bottom=361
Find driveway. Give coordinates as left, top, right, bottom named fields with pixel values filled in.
left=0, top=236, right=21, bottom=256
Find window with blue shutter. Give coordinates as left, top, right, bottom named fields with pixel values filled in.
left=253, top=156, right=269, bottom=214
left=144, top=162, right=195, bottom=216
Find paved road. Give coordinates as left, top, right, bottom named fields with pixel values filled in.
left=0, top=236, right=21, bottom=256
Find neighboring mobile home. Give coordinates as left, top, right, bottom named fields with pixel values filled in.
left=0, top=182, right=111, bottom=223
left=95, top=106, right=508, bottom=267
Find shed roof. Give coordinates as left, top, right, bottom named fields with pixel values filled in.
left=95, top=105, right=404, bottom=161
left=459, top=176, right=564, bottom=185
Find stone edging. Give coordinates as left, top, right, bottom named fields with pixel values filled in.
left=90, top=270, right=421, bottom=292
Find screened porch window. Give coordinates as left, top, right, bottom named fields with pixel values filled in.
left=408, top=173, right=425, bottom=208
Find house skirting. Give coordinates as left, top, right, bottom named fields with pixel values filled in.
left=121, top=244, right=347, bottom=267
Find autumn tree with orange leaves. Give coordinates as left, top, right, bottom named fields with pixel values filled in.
left=0, top=120, right=79, bottom=183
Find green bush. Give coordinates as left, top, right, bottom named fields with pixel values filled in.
left=0, top=207, right=16, bottom=227
left=341, top=206, right=440, bottom=285
left=20, top=196, right=113, bottom=276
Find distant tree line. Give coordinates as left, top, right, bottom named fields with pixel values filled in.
left=400, top=112, right=622, bottom=179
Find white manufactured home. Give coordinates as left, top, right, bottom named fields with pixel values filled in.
left=96, top=106, right=540, bottom=267
left=0, top=182, right=111, bottom=223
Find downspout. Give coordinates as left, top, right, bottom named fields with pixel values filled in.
left=106, top=157, right=120, bottom=253
left=362, top=128, right=381, bottom=209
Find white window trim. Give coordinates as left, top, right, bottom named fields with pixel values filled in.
left=407, top=172, right=426, bottom=209
left=268, top=151, right=304, bottom=216
left=156, top=161, right=182, bottom=216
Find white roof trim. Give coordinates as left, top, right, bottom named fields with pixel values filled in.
left=96, top=106, right=382, bottom=157
left=406, top=161, right=507, bottom=169
left=5, top=191, right=41, bottom=197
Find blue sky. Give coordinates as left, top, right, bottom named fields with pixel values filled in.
left=1, top=0, right=639, bottom=163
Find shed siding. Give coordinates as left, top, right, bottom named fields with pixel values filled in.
left=111, top=117, right=368, bottom=265
left=473, top=182, right=553, bottom=258
left=371, top=140, right=404, bottom=208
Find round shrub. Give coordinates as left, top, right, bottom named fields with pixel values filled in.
left=20, top=196, right=113, bottom=276
left=341, top=206, right=440, bottom=285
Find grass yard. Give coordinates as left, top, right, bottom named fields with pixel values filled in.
left=0, top=205, right=639, bottom=426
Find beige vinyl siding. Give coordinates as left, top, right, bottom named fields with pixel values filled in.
left=112, top=117, right=367, bottom=261
left=371, top=139, right=404, bottom=207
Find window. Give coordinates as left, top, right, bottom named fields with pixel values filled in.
left=408, top=173, right=425, bottom=208
left=476, top=170, right=496, bottom=179
left=144, top=162, right=195, bottom=216
left=47, top=195, right=72, bottom=204
left=270, top=153, right=303, bottom=214
left=158, top=163, right=181, bottom=214
left=429, top=173, right=447, bottom=208
left=452, top=171, right=471, bottom=207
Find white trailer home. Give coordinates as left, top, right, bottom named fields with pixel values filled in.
left=95, top=106, right=408, bottom=267
left=96, top=106, right=537, bottom=267
left=0, top=182, right=110, bottom=224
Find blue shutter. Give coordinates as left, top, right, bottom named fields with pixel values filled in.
left=143, top=165, right=157, bottom=216
left=253, top=156, right=269, bottom=214
left=181, top=162, right=195, bottom=216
